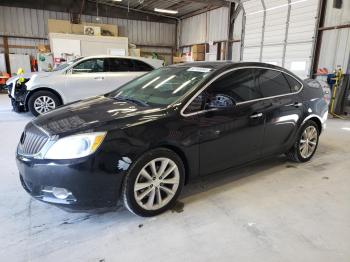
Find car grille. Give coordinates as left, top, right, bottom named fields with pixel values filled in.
left=17, top=123, right=49, bottom=156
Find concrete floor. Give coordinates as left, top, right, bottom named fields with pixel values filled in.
left=0, top=93, right=349, bottom=262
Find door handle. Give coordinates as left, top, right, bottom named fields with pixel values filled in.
left=94, top=76, right=104, bottom=80
left=293, top=102, right=303, bottom=108
left=250, top=112, right=263, bottom=119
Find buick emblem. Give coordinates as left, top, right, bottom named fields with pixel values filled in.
left=20, top=132, right=26, bottom=144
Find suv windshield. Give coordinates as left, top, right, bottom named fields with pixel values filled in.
left=108, top=66, right=214, bottom=107
left=53, top=57, right=84, bottom=72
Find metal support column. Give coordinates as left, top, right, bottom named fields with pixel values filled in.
left=282, top=0, right=291, bottom=67
left=259, top=0, right=266, bottom=62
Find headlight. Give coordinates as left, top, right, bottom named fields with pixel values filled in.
left=44, top=132, right=106, bottom=159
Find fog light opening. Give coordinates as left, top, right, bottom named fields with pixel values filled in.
left=52, top=187, right=71, bottom=199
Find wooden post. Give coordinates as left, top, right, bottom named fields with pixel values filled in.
left=3, top=36, right=10, bottom=74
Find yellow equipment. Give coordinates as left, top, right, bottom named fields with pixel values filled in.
left=17, top=68, right=25, bottom=84
left=329, top=67, right=345, bottom=119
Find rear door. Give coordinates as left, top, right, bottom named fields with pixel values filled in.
left=64, top=58, right=110, bottom=102
left=255, top=68, right=304, bottom=156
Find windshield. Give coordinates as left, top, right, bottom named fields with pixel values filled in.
left=52, top=57, right=84, bottom=72
left=108, top=66, right=214, bottom=107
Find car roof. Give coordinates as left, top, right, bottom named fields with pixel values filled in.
left=169, top=61, right=300, bottom=79
left=81, top=55, right=147, bottom=60
left=170, top=61, right=285, bottom=70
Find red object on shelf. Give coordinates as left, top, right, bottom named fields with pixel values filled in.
left=0, top=72, right=10, bottom=85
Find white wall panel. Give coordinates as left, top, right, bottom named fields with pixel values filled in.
left=318, top=0, right=350, bottom=73
left=324, top=0, right=350, bottom=26
left=207, top=7, right=229, bottom=42
left=233, top=10, right=243, bottom=40
left=180, top=7, right=229, bottom=46
left=180, top=13, right=206, bottom=46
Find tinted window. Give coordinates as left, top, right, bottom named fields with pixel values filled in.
left=72, top=58, right=106, bottom=73
left=108, top=66, right=213, bottom=107
left=108, top=58, right=134, bottom=72
left=206, top=69, right=261, bottom=103
left=133, top=60, right=154, bottom=71
left=285, top=74, right=302, bottom=92
left=184, top=94, right=204, bottom=114
left=256, top=69, right=291, bottom=97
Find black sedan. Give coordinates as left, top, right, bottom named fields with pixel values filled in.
left=16, top=62, right=328, bottom=216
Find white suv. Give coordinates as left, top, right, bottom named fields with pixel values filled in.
left=7, top=55, right=163, bottom=116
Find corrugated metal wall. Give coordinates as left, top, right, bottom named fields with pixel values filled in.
left=0, top=5, right=175, bottom=58
left=318, top=0, right=350, bottom=73
left=179, top=7, right=229, bottom=46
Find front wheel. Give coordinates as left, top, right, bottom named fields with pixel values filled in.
left=286, top=120, right=319, bottom=162
left=28, top=91, right=61, bottom=116
left=122, top=148, right=185, bottom=217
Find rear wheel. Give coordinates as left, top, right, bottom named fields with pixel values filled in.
left=28, top=91, right=61, bottom=116
left=286, top=120, right=319, bottom=162
left=122, top=148, right=185, bottom=217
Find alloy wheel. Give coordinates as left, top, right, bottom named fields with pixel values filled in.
left=134, top=158, right=180, bottom=210
left=299, top=126, right=318, bottom=158
left=34, top=96, right=56, bottom=114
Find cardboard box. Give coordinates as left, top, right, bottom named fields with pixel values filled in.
left=192, top=44, right=205, bottom=53
left=37, top=44, right=51, bottom=53
left=173, top=56, right=183, bottom=64
left=192, top=52, right=205, bottom=61
left=48, top=19, right=118, bottom=36
left=129, top=49, right=141, bottom=57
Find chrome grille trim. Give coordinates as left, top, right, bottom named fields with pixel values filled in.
left=17, top=123, right=49, bottom=156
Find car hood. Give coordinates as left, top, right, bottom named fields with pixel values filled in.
left=6, top=71, right=53, bottom=85
left=32, top=96, right=167, bottom=136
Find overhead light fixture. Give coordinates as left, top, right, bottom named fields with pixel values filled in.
left=112, top=0, right=122, bottom=2
left=154, top=8, right=178, bottom=14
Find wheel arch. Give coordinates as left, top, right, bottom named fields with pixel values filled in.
left=157, top=144, right=190, bottom=185
left=302, top=115, right=323, bottom=134
left=25, top=87, right=64, bottom=108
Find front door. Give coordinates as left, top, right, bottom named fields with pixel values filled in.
left=196, top=68, right=266, bottom=175
left=64, top=58, right=111, bottom=103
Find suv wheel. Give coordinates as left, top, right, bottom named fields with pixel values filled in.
left=28, top=91, right=61, bottom=116
left=286, top=120, right=319, bottom=162
left=122, top=148, right=185, bottom=217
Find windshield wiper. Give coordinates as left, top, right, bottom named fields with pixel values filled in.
left=114, top=96, right=149, bottom=107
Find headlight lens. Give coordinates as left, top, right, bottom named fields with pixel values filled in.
left=44, top=132, right=107, bottom=159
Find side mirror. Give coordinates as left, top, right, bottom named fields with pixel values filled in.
left=206, top=94, right=236, bottom=110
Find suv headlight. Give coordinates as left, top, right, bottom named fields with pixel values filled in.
left=44, top=132, right=107, bottom=159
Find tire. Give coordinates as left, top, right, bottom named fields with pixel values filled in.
left=28, top=90, right=61, bottom=116
left=122, top=148, right=185, bottom=217
left=286, top=120, right=319, bottom=162
left=11, top=98, right=25, bottom=113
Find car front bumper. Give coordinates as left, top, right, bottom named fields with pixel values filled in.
left=16, top=154, right=125, bottom=210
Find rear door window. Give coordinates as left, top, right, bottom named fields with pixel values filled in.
left=108, top=58, right=135, bottom=72
left=285, top=74, right=302, bottom=92
left=133, top=60, right=154, bottom=71
left=255, top=69, right=292, bottom=97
